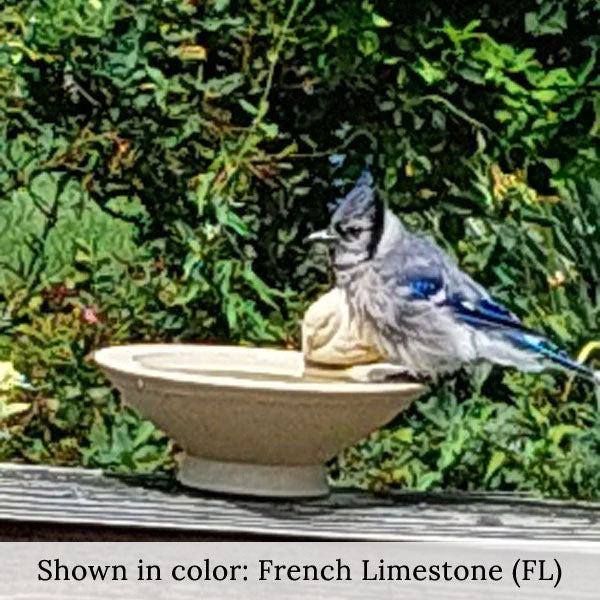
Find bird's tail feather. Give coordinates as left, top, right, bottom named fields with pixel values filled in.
left=506, top=330, right=597, bottom=383
left=453, top=298, right=598, bottom=384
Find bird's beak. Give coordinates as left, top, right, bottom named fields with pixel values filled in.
left=305, top=229, right=338, bottom=244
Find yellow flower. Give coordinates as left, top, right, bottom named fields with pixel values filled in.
left=0, top=362, right=30, bottom=421
left=0, top=361, right=21, bottom=392
left=547, top=270, right=566, bottom=288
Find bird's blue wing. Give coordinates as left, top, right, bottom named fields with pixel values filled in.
left=387, top=232, right=594, bottom=380
left=447, top=295, right=528, bottom=333
left=403, top=267, right=524, bottom=331
left=407, top=275, right=445, bottom=300
left=395, top=243, right=526, bottom=332
left=446, top=289, right=591, bottom=377
left=403, top=271, right=592, bottom=375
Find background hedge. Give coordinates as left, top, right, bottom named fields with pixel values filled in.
left=1, top=0, right=600, bottom=498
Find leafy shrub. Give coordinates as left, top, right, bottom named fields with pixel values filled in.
left=1, top=0, right=600, bottom=497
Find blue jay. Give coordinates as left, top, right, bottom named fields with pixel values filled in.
left=307, top=169, right=598, bottom=384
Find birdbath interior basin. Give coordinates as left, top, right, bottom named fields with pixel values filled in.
left=94, top=344, right=425, bottom=498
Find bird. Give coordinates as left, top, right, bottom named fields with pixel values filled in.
left=306, top=168, right=599, bottom=384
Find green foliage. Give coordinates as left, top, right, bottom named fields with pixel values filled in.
left=1, top=0, right=600, bottom=497
left=334, top=373, right=600, bottom=498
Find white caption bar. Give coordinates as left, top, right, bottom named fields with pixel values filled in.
left=0, top=541, right=598, bottom=599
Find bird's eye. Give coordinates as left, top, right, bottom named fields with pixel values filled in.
left=334, top=223, right=362, bottom=237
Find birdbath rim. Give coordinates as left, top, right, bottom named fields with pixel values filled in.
left=93, top=343, right=425, bottom=395
left=93, top=343, right=426, bottom=498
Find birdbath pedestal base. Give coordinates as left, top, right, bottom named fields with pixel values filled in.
left=178, top=456, right=328, bottom=498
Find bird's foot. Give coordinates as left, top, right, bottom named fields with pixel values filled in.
left=348, top=363, right=428, bottom=384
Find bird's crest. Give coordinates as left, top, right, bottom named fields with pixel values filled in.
left=332, top=167, right=376, bottom=216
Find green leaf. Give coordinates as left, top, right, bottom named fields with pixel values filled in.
left=411, top=57, right=445, bottom=84
left=239, top=99, right=258, bottom=115
left=548, top=425, right=581, bottom=445
left=415, top=472, right=442, bottom=491
left=133, top=421, right=156, bottom=447
left=531, top=89, right=558, bottom=103
left=323, top=25, right=338, bottom=44
left=536, top=67, right=576, bottom=88
left=242, top=266, right=279, bottom=310
left=194, top=172, right=216, bottom=215
left=484, top=450, right=506, bottom=482
left=525, top=4, right=567, bottom=36
left=357, top=31, right=380, bottom=56
left=372, top=13, right=391, bottom=28
left=392, top=428, right=413, bottom=443
left=216, top=205, right=248, bottom=236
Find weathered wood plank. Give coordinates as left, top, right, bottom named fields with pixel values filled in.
left=0, top=463, right=599, bottom=540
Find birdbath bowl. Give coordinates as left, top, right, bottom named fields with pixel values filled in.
left=94, top=344, right=425, bottom=498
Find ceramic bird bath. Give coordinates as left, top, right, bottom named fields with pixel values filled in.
left=94, top=291, right=425, bottom=498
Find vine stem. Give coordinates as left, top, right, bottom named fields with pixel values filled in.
left=421, top=94, right=494, bottom=135
left=257, top=0, right=303, bottom=125
left=288, top=128, right=379, bottom=159
left=224, top=0, right=303, bottom=186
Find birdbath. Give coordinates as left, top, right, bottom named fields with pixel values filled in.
left=94, top=291, right=425, bottom=498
